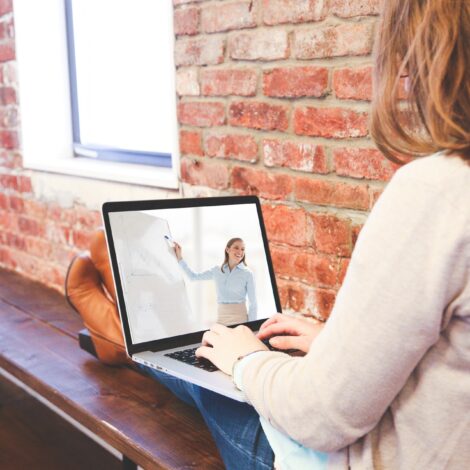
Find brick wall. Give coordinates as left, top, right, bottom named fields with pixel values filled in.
left=174, top=0, right=398, bottom=319
left=0, top=0, right=398, bottom=320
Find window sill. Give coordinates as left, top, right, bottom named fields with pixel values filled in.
left=24, top=157, right=180, bottom=190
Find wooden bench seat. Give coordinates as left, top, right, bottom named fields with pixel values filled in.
left=0, top=268, right=224, bottom=469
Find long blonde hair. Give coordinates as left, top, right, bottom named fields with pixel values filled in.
left=371, top=0, right=470, bottom=164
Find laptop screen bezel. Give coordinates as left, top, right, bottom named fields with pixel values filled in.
left=102, top=195, right=282, bottom=355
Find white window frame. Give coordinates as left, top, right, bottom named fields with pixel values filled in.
left=13, top=0, right=179, bottom=189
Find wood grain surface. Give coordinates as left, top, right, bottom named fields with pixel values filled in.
left=0, top=268, right=224, bottom=470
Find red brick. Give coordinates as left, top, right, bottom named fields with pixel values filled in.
left=5, top=232, right=26, bottom=251
left=76, top=207, right=102, bottom=230
left=0, top=172, right=16, bottom=190
left=333, top=147, right=398, bottom=181
left=46, top=204, right=77, bottom=225
left=294, top=106, right=368, bottom=138
left=261, top=204, right=311, bottom=247
left=45, top=222, right=72, bottom=245
left=315, top=288, right=336, bottom=319
left=39, top=264, right=66, bottom=290
left=231, top=166, right=293, bottom=200
left=263, top=66, right=328, bottom=98
left=312, top=254, right=341, bottom=287
left=23, top=199, right=47, bottom=218
left=271, top=245, right=339, bottom=286
left=205, top=133, right=258, bottom=162
left=175, top=37, right=225, bottom=66
left=338, top=258, right=350, bottom=285
left=25, top=237, right=52, bottom=258
left=263, top=139, right=328, bottom=174
left=0, top=86, right=15, bottom=105
left=311, top=213, right=351, bottom=256
left=18, top=216, right=45, bottom=237
left=228, top=30, right=288, bottom=61
left=0, top=0, right=12, bottom=16
left=330, top=0, right=380, bottom=18
left=0, top=151, right=21, bottom=169
left=229, top=101, right=289, bottom=131
left=292, top=23, right=373, bottom=59
left=174, top=7, right=199, bottom=36
left=201, top=69, right=257, bottom=97
left=352, top=224, right=363, bottom=248
left=17, top=176, right=32, bottom=193
left=0, top=42, right=14, bottom=62
left=201, top=2, right=256, bottom=33
left=0, top=210, right=18, bottom=231
left=333, top=66, right=372, bottom=101
left=0, top=129, right=18, bottom=148
left=369, top=187, right=383, bottom=208
left=0, top=192, right=7, bottom=209
left=176, top=68, right=200, bottom=96
left=73, top=229, right=93, bottom=251
left=277, top=279, right=307, bottom=312
left=178, top=101, right=225, bottom=127
left=0, top=107, right=18, bottom=127
left=181, top=157, right=230, bottom=189
left=51, top=244, right=77, bottom=266
left=0, top=17, right=13, bottom=40
left=0, top=246, right=17, bottom=269
left=2, top=62, right=15, bottom=85
left=9, top=195, right=24, bottom=212
left=180, top=130, right=203, bottom=156
left=263, top=0, right=327, bottom=25
left=296, top=177, right=369, bottom=210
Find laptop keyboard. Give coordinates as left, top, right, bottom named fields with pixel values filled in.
left=165, top=348, right=218, bottom=372
left=165, top=339, right=291, bottom=372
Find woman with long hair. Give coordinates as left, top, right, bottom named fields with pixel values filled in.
left=141, top=1, right=470, bottom=468
left=174, top=237, right=257, bottom=325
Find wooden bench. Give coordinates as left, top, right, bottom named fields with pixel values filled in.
left=0, top=268, right=224, bottom=469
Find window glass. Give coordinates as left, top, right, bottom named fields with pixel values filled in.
left=65, top=0, right=175, bottom=167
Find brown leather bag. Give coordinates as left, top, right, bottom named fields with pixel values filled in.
left=65, top=229, right=130, bottom=365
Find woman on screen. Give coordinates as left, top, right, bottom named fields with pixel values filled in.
left=174, top=238, right=257, bottom=325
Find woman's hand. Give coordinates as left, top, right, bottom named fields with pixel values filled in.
left=196, top=324, right=268, bottom=376
left=173, top=242, right=182, bottom=261
left=256, top=313, right=324, bottom=354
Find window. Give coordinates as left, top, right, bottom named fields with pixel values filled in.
left=65, top=0, right=174, bottom=168
left=13, top=0, right=179, bottom=188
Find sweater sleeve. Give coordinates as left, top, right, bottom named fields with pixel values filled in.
left=178, top=260, right=215, bottom=281
left=241, top=167, right=469, bottom=452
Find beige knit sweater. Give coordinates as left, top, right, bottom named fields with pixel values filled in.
left=242, top=153, right=470, bottom=469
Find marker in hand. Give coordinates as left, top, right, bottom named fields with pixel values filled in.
left=164, top=235, right=175, bottom=246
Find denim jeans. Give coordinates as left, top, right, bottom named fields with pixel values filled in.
left=138, top=364, right=274, bottom=470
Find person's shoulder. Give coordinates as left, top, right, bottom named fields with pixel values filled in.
left=395, top=152, right=470, bottom=186
left=237, top=263, right=252, bottom=274
left=391, top=152, right=470, bottom=203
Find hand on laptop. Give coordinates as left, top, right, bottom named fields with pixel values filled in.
left=196, top=324, right=269, bottom=376
left=256, top=314, right=324, bottom=354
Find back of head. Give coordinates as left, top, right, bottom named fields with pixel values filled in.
left=371, top=0, right=470, bottom=164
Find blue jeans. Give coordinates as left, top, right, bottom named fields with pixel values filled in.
left=138, top=364, right=274, bottom=470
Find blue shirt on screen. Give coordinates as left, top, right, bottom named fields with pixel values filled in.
left=178, top=259, right=257, bottom=320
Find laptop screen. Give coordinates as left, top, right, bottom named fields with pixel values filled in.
left=103, top=196, right=281, bottom=352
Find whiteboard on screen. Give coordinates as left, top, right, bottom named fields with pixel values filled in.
left=110, top=211, right=195, bottom=344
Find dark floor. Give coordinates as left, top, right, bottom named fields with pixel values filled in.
left=0, top=375, right=121, bottom=470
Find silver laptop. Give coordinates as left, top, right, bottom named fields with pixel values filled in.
left=102, top=195, right=281, bottom=401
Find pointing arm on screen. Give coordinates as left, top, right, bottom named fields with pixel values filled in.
left=174, top=243, right=215, bottom=281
